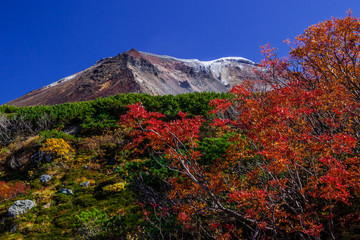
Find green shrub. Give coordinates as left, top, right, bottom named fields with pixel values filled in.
left=73, top=208, right=109, bottom=239
left=39, top=129, right=75, bottom=141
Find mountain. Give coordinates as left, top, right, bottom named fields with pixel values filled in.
left=6, top=49, right=259, bottom=107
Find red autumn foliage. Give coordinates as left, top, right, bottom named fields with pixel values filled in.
left=122, top=12, right=360, bottom=239
left=0, top=181, right=29, bottom=202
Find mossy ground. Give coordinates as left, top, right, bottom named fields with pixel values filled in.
left=0, top=144, right=141, bottom=239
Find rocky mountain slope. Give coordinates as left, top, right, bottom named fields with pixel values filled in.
left=7, top=49, right=259, bottom=107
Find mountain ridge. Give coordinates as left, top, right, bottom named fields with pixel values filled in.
left=6, top=49, right=259, bottom=107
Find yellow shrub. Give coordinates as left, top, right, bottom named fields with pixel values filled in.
left=34, top=188, right=55, bottom=203
left=41, top=138, right=74, bottom=163
left=103, top=182, right=127, bottom=192
left=75, top=177, right=95, bottom=186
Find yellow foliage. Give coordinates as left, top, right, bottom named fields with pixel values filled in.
left=75, top=177, right=95, bottom=186
left=41, top=138, right=74, bottom=163
left=33, top=188, right=55, bottom=203
left=103, top=181, right=127, bottom=192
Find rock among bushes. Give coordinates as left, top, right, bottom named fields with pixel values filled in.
left=59, top=188, right=73, bottom=195
left=40, top=174, right=52, bottom=184
left=80, top=181, right=90, bottom=187
left=7, top=200, right=36, bottom=217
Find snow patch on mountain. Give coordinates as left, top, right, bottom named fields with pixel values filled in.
left=139, top=51, right=255, bottom=86
left=139, top=51, right=255, bottom=66
left=44, top=74, right=79, bottom=89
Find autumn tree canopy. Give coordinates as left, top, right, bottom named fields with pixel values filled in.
left=122, top=12, right=360, bottom=239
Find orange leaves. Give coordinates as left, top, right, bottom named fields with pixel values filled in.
left=287, top=13, right=360, bottom=104
left=0, top=181, right=29, bottom=202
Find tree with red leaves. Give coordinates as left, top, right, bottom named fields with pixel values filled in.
left=122, top=12, right=360, bottom=239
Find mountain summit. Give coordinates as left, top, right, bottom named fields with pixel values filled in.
left=7, top=49, right=259, bottom=107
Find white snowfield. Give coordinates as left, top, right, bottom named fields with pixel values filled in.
left=140, top=51, right=255, bottom=66
left=44, top=74, right=78, bottom=89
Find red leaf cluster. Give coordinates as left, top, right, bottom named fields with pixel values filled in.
left=0, top=181, right=29, bottom=202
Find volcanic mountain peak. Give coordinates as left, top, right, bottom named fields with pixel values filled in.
left=7, top=49, right=260, bottom=107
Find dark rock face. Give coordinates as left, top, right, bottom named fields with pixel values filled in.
left=7, top=49, right=260, bottom=107
left=7, top=152, right=31, bottom=171
left=180, top=80, right=192, bottom=90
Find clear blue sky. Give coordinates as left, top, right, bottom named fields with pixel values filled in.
left=1, top=0, right=359, bottom=104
